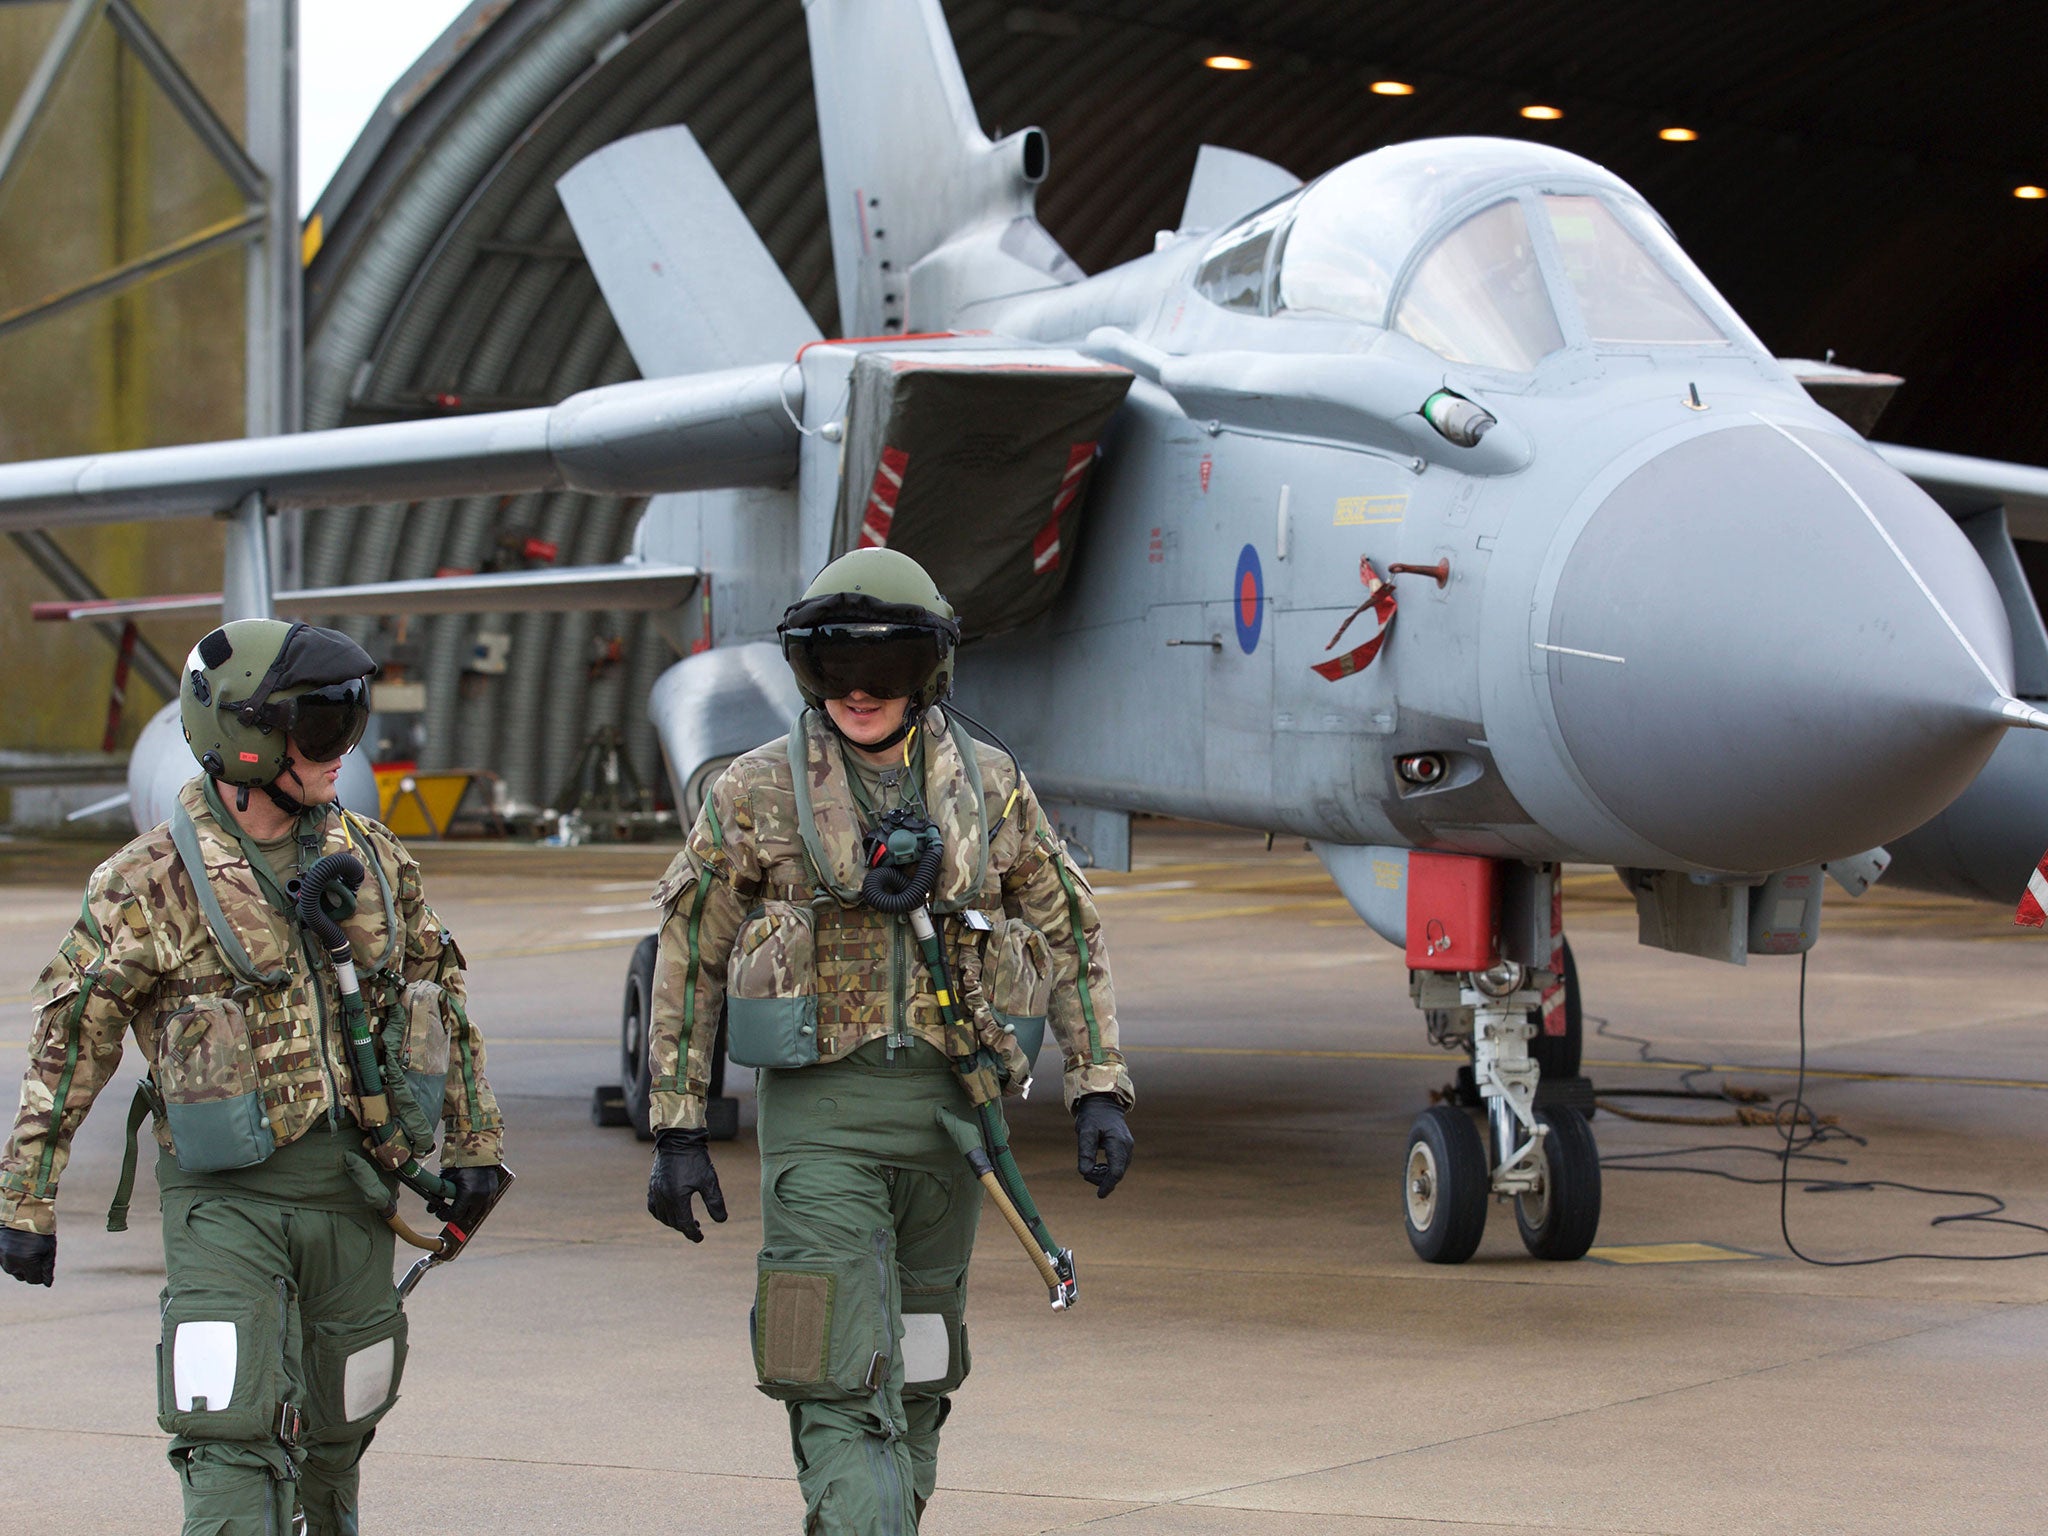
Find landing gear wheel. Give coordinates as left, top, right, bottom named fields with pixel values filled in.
left=620, top=932, right=739, bottom=1143
left=1514, top=1107, right=1602, bottom=1261
left=621, top=934, right=658, bottom=1142
left=1529, top=938, right=1582, bottom=1082
left=1404, top=1105, right=1489, bottom=1264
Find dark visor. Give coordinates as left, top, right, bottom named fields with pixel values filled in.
left=275, top=681, right=370, bottom=762
left=782, top=623, right=945, bottom=701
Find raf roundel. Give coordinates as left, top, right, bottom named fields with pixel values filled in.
left=1234, top=544, right=1263, bottom=654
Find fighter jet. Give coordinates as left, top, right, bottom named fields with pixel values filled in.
left=9, top=0, right=2048, bottom=1263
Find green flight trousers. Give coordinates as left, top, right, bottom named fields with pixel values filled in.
left=156, top=1125, right=406, bottom=1536
left=754, top=1039, right=983, bottom=1536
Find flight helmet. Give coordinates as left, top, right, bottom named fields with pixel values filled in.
left=778, top=549, right=961, bottom=747
left=181, top=619, right=376, bottom=806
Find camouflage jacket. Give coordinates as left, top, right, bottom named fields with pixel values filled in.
left=0, top=778, right=502, bottom=1235
left=647, top=707, right=1134, bottom=1131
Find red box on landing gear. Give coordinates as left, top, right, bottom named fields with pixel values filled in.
left=1405, top=852, right=1500, bottom=972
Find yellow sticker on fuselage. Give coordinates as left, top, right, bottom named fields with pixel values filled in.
left=1334, top=494, right=1407, bottom=526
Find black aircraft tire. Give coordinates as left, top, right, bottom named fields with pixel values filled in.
left=622, top=933, right=659, bottom=1142
left=1403, top=1106, right=1489, bottom=1265
left=1515, top=1107, right=1602, bottom=1261
left=1529, top=939, right=1583, bottom=1082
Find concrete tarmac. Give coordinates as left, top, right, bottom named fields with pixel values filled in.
left=4, top=823, right=2047, bottom=1534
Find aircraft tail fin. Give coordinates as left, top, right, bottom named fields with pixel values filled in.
left=557, top=126, right=820, bottom=377
left=803, top=0, right=1078, bottom=336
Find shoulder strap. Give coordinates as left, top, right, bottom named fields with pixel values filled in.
left=169, top=797, right=290, bottom=989
left=340, top=810, right=402, bottom=974
left=788, top=711, right=863, bottom=904
left=929, top=710, right=990, bottom=915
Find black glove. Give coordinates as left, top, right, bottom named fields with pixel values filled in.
left=0, top=1227, right=56, bottom=1287
left=425, top=1165, right=507, bottom=1233
left=649, top=1127, right=727, bottom=1242
left=1074, top=1093, right=1133, bottom=1199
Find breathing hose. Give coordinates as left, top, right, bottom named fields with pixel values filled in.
left=861, top=835, right=944, bottom=913
left=296, top=853, right=455, bottom=1211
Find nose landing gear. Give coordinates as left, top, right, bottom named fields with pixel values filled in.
left=1404, top=946, right=1602, bottom=1264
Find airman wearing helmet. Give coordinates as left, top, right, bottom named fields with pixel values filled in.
left=0, top=618, right=506, bottom=1536
left=643, top=548, right=1135, bottom=1535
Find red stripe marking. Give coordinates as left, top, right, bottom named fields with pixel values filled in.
left=858, top=445, right=909, bottom=549
left=2016, top=854, right=2048, bottom=926
left=1030, top=443, right=1096, bottom=576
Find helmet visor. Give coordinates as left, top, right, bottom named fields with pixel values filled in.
left=782, top=624, right=947, bottom=701
left=280, top=681, right=370, bottom=762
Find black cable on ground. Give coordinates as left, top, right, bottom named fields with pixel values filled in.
left=1592, top=954, right=2048, bottom=1265
left=1772, top=952, right=2048, bottom=1265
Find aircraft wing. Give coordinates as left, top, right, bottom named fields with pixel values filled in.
left=1876, top=442, right=2048, bottom=538
left=0, top=364, right=799, bottom=531
left=29, top=562, right=698, bottom=621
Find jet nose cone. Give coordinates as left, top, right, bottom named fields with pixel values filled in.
left=1545, top=421, right=2012, bottom=871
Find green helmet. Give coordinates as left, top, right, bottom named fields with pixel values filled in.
left=181, top=619, right=377, bottom=788
left=777, top=549, right=961, bottom=719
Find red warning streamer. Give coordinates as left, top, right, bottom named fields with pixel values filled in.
left=1311, top=559, right=1398, bottom=681
left=857, top=445, right=910, bottom=549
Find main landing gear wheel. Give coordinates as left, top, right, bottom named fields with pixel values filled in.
left=618, top=932, right=738, bottom=1142
left=621, top=935, right=659, bottom=1142
left=1513, top=1107, right=1602, bottom=1261
left=1404, top=1105, right=1489, bottom=1264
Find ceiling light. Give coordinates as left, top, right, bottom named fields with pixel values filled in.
left=1659, top=126, right=1698, bottom=142
left=2016, top=185, right=2047, bottom=200
left=1520, top=104, right=1563, bottom=121
left=1370, top=80, right=1415, bottom=96
left=1204, top=54, right=1254, bottom=71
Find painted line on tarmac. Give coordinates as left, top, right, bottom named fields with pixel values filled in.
left=1125, top=1043, right=2048, bottom=1091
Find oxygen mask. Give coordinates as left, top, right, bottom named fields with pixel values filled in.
left=861, top=808, right=944, bottom=914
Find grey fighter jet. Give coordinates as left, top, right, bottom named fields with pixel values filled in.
left=10, top=0, right=2048, bottom=1262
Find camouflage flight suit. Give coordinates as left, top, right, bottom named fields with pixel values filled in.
left=0, top=777, right=502, bottom=1536
left=647, top=707, right=1132, bottom=1534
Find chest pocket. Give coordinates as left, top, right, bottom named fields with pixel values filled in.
left=726, top=901, right=820, bottom=1069
left=984, top=919, right=1053, bottom=1066
left=156, top=993, right=276, bottom=1173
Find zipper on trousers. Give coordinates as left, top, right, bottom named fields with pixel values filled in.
left=867, top=1226, right=908, bottom=1534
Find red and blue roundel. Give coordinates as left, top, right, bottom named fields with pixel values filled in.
left=1234, top=544, right=1263, bottom=653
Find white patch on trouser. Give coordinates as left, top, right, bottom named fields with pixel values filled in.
left=342, top=1338, right=396, bottom=1421
left=899, top=1313, right=949, bottom=1386
left=173, top=1321, right=239, bottom=1411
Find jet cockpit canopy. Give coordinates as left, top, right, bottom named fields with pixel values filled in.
left=1194, top=137, right=1763, bottom=372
